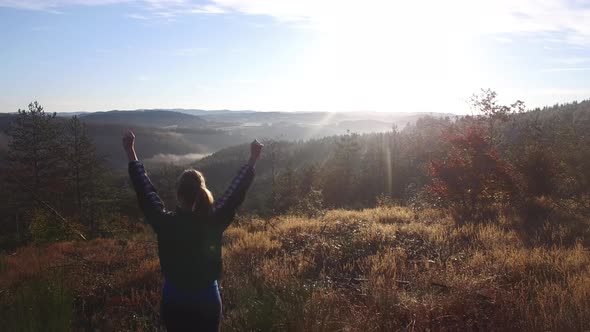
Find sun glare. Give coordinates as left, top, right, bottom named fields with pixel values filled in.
left=257, top=1, right=487, bottom=113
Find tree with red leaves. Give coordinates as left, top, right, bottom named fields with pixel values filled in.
left=427, top=126, right=516, bottom=224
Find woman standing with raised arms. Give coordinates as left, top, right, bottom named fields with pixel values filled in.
left=123, top=131, right=263, bottom=331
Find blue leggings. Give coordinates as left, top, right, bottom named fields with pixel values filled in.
left=161, top=280, right=222, bottom=332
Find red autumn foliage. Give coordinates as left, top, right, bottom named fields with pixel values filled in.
left=427, top=126, right=516, bottom=223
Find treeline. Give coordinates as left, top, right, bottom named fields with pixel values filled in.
left=190, top=90, right=590, bottom=240
left=1, top=92, right=589, bottom=249
left=0, top=102, right=140, bottom=248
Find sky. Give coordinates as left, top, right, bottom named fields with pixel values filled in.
left=1, top=0, right=589, bottom=114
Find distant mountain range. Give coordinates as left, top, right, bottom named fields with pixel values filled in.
left=52, top=108, right=454, bottom=129
left=1, top=109, right=455, bottom=167
left=78, top=110, right=208, bottom=128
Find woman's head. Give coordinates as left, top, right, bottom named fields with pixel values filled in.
left=176, top=169, right=214, bottom=214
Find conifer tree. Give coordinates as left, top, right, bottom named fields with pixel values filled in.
left=6, top=101, right=62, bottom=203
left=270, top=163, right=298, bottom=215
left=321, top=131, right=361, bottom=208
left=63, top=116, right=107, bottom=234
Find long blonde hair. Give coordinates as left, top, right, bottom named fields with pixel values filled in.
left=176, top=169, right=214, bottom=214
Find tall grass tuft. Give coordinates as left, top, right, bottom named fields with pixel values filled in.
left=1, top=273, right=73, bottom=332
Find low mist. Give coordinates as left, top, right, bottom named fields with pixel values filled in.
left=145, top=152, right=209, bottom=165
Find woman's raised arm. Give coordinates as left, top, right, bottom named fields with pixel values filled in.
left=124, top=131, right=168, bottom=229
left=214, top=140, right=263, bottom=229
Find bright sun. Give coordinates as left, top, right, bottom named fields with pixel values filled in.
left=244, top=1, right=489, bottom=113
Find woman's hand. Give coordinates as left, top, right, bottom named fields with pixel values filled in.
left=248, top=139, right=263, bottom=167
left=123, top=130, right=138, bottom=162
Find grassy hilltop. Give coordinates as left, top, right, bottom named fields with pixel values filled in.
left=1, top=206, right=588, bottom=331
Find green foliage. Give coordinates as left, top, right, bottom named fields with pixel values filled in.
left=2, top=103, right=113, bottom=243
left=270, top=164, right=299, bottom=215
left=146, top=163, right=185, bottom=207
left=375, top=193, right=398, bottom=207
left=470, top=88, right=525, bottom=147
left=193, top=121, right=449, bottom=215
left=28, top=208, right=70, bottom=244
left=290, top=189, right=325, bottom=218
left=5, top=102, right=62, bottom=203
left=62, top=116, right=109, bottom=235
left=97, top=214, right=142, bottom=239
left=321, top=132, right=362, bottom=208
left=1, top=274, right=73, bottom=332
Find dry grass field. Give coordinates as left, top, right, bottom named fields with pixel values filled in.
left=1, top=206, right=589, bottom=331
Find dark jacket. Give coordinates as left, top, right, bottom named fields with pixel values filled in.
left=128, top=161, right=255, bottom=290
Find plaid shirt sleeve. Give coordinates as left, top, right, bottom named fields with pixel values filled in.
left=213, top=164, right=255, bottom=229
left=128, top=160, right=167, bottom=228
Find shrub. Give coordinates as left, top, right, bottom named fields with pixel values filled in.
left=289, top=189, right=325, bottom=218
left=375, top=193, right=398, bottom=207
left=514, top=146, right=559, bottom=197
left=28, top=208, right=70, bottom=244
left=97, top=214, right=142, bottom=238
left=427, top=126, right=516, bottom=224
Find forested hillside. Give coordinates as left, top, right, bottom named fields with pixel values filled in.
left=1, top=93, right=590, bottom=247
left=181, top=96, right=590, bottom=221
left=80, top=110, right=208, bottom=128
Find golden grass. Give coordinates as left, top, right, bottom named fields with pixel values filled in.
left=221, top=206, right=590, bottom=331
left=1, top=206, right=588, bottom=331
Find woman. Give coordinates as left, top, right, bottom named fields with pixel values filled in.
left=123, top=130, right=262, bottom=331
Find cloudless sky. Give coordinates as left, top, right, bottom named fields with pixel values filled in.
left=1, top=0, right=589, bottom=113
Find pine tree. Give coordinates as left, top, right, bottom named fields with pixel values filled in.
left=264, top=139, right=284, bottom=186
left=63, top=116, right=107, bottom=235
left=6, top=101, right=63, bottom=203
left=321, top=131, right=361, bottom=208
left=270, top=163, right=298, bottom=215
left=298, top=164, right=319, bottom=196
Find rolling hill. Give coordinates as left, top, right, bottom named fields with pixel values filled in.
left=79, top=110, right=208, bottom=128
left=1, top=108, right=454, bottom=167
